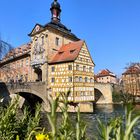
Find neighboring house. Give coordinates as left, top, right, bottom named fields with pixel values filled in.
left=122, top=63, right=140, bottom=96
left=96, top=69, right=117, bottom=84
left=0, top=0, right=95, bottom=103
left=0, top=44, right=31, bottom=83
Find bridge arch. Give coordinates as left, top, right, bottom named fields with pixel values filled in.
left=94, top=83, right=113, bottom=104
left=13, top=89, right=50, bottom=111
left=94, top=88, right=105, bottom=102
left=13, top=89, right=46, bottom=103
left=14, top=91, right=43, bottom=113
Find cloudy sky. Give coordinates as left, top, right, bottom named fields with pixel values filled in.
left=0, top=0, right=140, bottom=76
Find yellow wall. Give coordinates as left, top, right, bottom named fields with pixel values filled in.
left=73, top=42, right=94, bottom=102
left=48, top=42, right=95, bottom=102
left=48, top=62, right=74, bottom=100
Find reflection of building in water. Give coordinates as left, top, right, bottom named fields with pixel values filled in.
left=94, top=104, right=114, bottom=113
left=0, top=0, right=95, bottom=104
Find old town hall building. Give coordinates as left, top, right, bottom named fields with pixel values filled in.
left=0, top=0, right=95, bottom=103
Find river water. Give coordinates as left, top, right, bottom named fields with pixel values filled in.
left=40, top=104, right=140, bottom=140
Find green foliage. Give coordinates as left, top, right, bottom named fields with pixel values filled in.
left=0, top=97, right=19, bottom=140
left=76, top=108, right=88, bottom=140
left=113, top=91, right=134, bottom=104
left=58, top=91, right=74, bottom=140
left=0, top=94, right=140, bottom=140
left=0, top=97, right=41, bottom=140
left=97, top=103, right=140, bottom=140
left=47, top=95, right=59, bottom=140
left=46, top=91, right=88, bottom=140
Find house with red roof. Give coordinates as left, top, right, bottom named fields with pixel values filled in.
left=122, top=63, right=140, bottom=96
left=96, top=69, right=117, bottom=84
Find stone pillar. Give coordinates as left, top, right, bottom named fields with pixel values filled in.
left=42, top=64, right=47, bottom=82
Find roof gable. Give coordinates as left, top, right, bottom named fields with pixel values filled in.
left=45, top=21, right=79, bottom=40
left=28, top=24, right=44, bottom=36
left=78, top=41, right=95, bottom=65
left=1, top=43, right=31, bottom=63
left=49, top=40, right=84, bottom=64
left=97, top=69, right=116, bottom=77
left=123, top=64, right=140, bottom=75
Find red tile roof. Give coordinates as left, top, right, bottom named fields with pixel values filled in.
left=1, top=43, right=31, bottom=62
left=49, top=40, right=84, bottom=64
left=123, top=64, right=140, bottom=75
left=96, top=69, right=116, bottom=77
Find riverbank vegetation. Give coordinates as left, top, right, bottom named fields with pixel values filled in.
left=0, top=94, right=140, bottom=140
left=112, top=91, right=134, bottom=104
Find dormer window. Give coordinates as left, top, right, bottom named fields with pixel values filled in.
left=58, top=51, right=64, bottom=55
left=55, top=37, right=59, bottom=46
left=70, top=49, right=76, bottom=54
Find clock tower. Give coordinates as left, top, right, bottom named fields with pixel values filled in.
left=29, top=0, right=79, bottom=82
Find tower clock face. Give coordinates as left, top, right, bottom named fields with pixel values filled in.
left=35, top=25, right=40, bottom=32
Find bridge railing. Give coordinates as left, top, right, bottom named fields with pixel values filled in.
left=6, top=81, right=46, bottom=90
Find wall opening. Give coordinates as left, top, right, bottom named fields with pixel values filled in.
left=34, top=68, right=42, bottom=82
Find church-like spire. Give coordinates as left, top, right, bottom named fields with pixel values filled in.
left=50, top=0, right=61, bottom=22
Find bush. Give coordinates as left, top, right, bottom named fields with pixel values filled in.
left=0, top=96, right=41, bottom=140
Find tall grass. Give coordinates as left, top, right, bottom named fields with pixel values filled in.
left=0, top=93, right=140, bottom=140
left=0, top=97, right=41, bottom=140
left=46, top=91, right=88, bottom=140
left=97, top=104, right=140, bottom=140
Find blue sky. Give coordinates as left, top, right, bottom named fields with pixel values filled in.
left=0, top=0, right=140, bottom=76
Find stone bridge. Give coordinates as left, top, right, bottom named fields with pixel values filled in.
left=0, top=82, right=50, bottom=111
left=94, top=82, right=113, bottom=104
left=0, top=82, right=113, bottom=111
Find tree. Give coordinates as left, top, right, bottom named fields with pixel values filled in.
left=0, top=37, right=13, bottom=60
left=0, top=37, right=14, bottom=81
